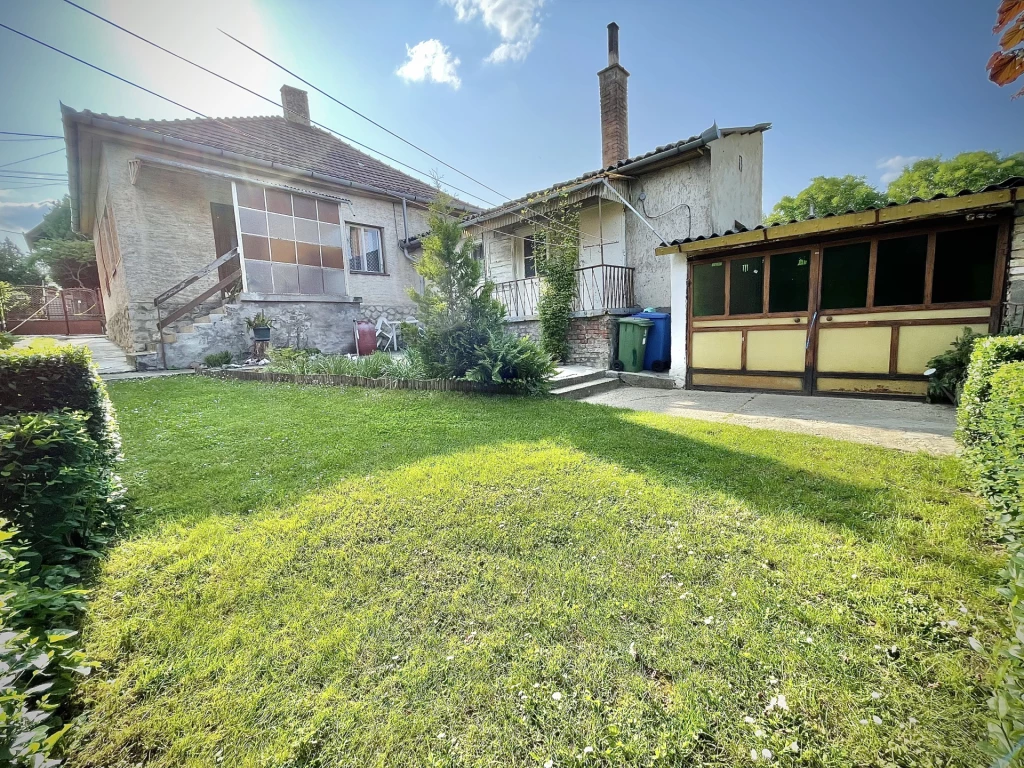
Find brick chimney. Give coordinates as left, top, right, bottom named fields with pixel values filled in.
left=281, top=85, right=310, bottom=127
left=598, top=22, right=629, bottom=167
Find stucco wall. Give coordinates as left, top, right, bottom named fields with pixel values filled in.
left=342, top=196, right=427, bottom=313
left=709, top=131, right=764, bottom=234
left=624, top=153, right=713, bottom=310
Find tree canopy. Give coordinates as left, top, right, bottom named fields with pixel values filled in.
left=764, top=175, right=885, bottom=225
left=29, top=196, right=98, bottom=291
left=0, top=238, right=39, bottom=285
left=765, top=151, right=1024, bottom=224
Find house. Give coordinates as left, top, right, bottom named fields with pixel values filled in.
left=655, top=177, right=1024, bottom=396
left=460, top=23, right=770, bottom=368
left=62, top=86, right=476, bottom=369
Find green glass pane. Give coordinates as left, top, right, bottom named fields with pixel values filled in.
left=768, top=251, right=810, bottom=313
left=874, top=235, right=927, bottom=307
left=821, top=242, right=870, bottom=310
left=729, top=256, right=764, bottom=315
left=933, top=226, right=997, bottom=303
left=692, top=261, right=725, bottom=317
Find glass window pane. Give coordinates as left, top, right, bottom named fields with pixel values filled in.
left=294, top=217, right=320, bottom=245
left=241, top=234, right=270, bottom=261
left=364, top=228, right=383, bottom=273
left=238, top=207, right=267, bottom=236
left=265, top=189, right=292, bottom=215
left=768, top=250, right=810, bottom=313
left=933, top=226, right=997, bottom=303
left=523, top=236, right=536, bottom=278
left=244, top=259, right=272, bottom=292
left=271, top=263, right=299, bottom=293
left=267, top=212, right=294, bottom=241
left=296, top=241, right=320, bottom=266
left=319, top=223, right=343, bottom=248
left=874, top=235, right=927, bottom=306
left=323, top=267, right=346, bottom=294
left=317, top=200, right=340, bottom=224
left=321, top=246, right=344, bottom=270
left=292, top=195, right=317, bottom=220
left=821, top=242, right=870, bottom=310
left=297, top=264, right=324, bottom=294
left=349, top=226, right=363, bottom=272
left=729, top=256, right=764, bottom=315
left=692, top=261, right=726, bottom=317
left=235, top=183, right=265, bottom=210
left=270, top=238, right=296, bottom=263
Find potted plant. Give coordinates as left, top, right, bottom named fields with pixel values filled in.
left=246, top=311, right=274, bottom=342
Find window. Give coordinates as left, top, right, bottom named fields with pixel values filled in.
left=768, top=250, right=810, bottom=313
left=932, top=226, right=997, bottom=304
left=873, top=235, right=927, bottom=307
left=472, top=241, right=484, bottom=262
left=235, top=183, right=345, bottom=295
left=729, top=256, right=763, bottom=315
left=692, top=261, right=726, bottom=317
left=820, top=242, right=870, bottom=310
left=349, top=225, right=385, bottom=274
left=523, top=236, right=537, bottom=278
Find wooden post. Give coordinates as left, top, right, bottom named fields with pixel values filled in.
left=60, top=290, right=71, bottom=335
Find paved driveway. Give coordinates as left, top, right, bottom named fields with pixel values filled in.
left=15, top=334, right=134, bottom=375
left=582, top=386, right=957, bottom=454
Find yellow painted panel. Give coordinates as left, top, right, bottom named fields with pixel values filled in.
left=816, top=378, right=928, bottom=396
left=877, top=190, right=1011, bottom=222
left=675, top=229, right=766, bottom=253
left=896, top=324, right=989, bottom=374
left=691, top=331, right=742, bottom=370
left=693, top=316, right=808, bottom=328
left=816, top=326, right=891, bottom=373
left=692, top=373, right=804, bottom=391
left=747, top=330, right=807, bottom=372
left=827, top=307, right=991, bottom=323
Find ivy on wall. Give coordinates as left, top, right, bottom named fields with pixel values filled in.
left=532, top=196, right=581, bottom=362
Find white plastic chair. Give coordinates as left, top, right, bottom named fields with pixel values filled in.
left=375, top=316, right=398, bottom=352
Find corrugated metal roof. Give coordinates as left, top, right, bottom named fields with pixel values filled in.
left=667, top=176, right=1024, bottom=247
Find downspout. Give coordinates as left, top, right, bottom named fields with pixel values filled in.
left=401, top=197, right=411, bottom=261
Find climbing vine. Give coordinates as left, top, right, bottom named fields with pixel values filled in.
left=532, top=196, right=581, bottom=362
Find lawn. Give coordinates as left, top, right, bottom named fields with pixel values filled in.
left=69, top=377, right=1001, bottom=767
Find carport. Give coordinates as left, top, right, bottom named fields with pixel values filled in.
left=656, top=178, right=1023, bottom=397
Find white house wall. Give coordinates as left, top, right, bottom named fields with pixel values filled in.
left=709, top=132, right=764, bottom=234
left=579, top=200, right=625, bottom=268
left=624, top=152, right=713, bottom=309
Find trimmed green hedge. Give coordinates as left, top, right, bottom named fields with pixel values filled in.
left=0, top=344, right=120, bottom=459
left=957, top=337, right=1024, bottom=766
left=0, top=344, right=126, bottom=766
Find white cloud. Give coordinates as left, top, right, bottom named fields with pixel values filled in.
left=445, top=0, right=544, bottom=63
left=0, top=199, right=55, bottom=233
left=877, top=155, right=923, bottom=185
left=396, top=40, right=462, bottom=89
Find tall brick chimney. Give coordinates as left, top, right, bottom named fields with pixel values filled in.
left=598, top=22, right=629, bottom=167
left=281, top=85, right=310, bottom=127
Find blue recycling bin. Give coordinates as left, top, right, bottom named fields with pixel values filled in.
left=634, top=311, right=670, bottom=371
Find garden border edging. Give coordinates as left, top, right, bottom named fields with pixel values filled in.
left=203, top=367, right=521, bottom=394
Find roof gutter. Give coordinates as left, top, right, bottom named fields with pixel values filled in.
left=61, top=107, right=473, bottom=216
left=609, top=123, right=722, bottom=176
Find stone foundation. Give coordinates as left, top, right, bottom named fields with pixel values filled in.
left=1005, top=203, right=1024, bottom=332
left=506, top=313, right=617, bottom=368
left=358, top=304, right=418, bottom=324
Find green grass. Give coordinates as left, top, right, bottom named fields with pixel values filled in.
left=69, top=377, right=1002, bottom=767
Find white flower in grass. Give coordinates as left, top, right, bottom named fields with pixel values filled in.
left=743, top=716, right=756, bottom=724
left=446, top=655, right=454, bottom=661
left=870, top=691, right=881, bottom=699
left=762, top=749, right=773, bottom=760
left=437, top=732, right=446, bottom=739
left=751, top=749, right=759, bottom=760
left=872, top=715, right=883, bottom=725
left=552, top=692, right=562, bottom=701
left=802, top=636, right=813, bottom=644
left=859, top=719, right=868, bottom=725
left=703, top=616, right=714, bottom=625
left=754, top=728, right=765, bottom=737
left=731, top=591, right=737, bottom=597
left=545, top=761, right=554, bottom=768
left=908, top=717, right=919, bottom=725
left=765, top=694, right=788, bottom=713
left=768, top=676, right=778, bottom=685
left=786, top=741, right=799, bottom=753
left=583, top=746, right=594, bottom=754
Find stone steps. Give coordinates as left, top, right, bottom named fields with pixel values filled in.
left=551, top=375, right=622, bottom=400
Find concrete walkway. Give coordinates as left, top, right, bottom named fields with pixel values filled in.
left=582, top=386, right=957, bottom=455
left=15, top=334, right=134, bottom=375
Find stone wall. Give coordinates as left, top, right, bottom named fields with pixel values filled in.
left=358, top=303, right=418, bottom=324
left=161, top=297, right=360, bottom=369
left=506, top=314, right=615, bottom=368
left=1005, top=202, right=1024, bottom=332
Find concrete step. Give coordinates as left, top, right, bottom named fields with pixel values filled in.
left=551, top=368, right=612, bottom=389
left=551, top=376, right=622, bottom=400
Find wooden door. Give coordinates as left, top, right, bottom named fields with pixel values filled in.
left=210, top=203, right=240, bottom=295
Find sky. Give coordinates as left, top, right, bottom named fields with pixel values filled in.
left=0, top=0, right=1021, bottom=253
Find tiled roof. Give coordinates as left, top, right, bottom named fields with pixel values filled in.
left=667, top=176, right=1024, bottom=247
left=69, top=109, right=455, bottom=204
left=463, top=122, right=771, bottom=224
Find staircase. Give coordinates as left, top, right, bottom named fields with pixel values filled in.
left=550, top=367, right=622, bottom=399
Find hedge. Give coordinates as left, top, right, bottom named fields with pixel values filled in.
left=957, top=337, right=1024, bottom=765
left=0, top=344, right=126, bottom=766
left=0, top=344, right=120, bottom=459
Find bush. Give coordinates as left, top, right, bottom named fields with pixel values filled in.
left=0, top=344, right=119, bottom=459
left=465, top=331, right=557, bottom=394
left=0, top=331, right=14, bottom=350
left=924, top=327, right=985, bottom=403
left=268, top=348, right=430, bottom=380
left=957, top=337, right=1024, bottom=766
left=203, top=351, right=232, bottom=367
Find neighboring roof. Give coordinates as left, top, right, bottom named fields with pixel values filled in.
left=463, top=122, right=772, bottom=226
left=656, top=176, right=1024, bottom=256
left=62, top=107, right=477, bottom=223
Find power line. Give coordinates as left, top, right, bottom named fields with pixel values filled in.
left=0, top=184, right=67, bottom=191
left=0, top=137, right=65, bottom=142
left=0, top=131, right=63, bottom=139
left=56, top=1, right=593, bottom=244
left=0, top=147, right=65, bottom=169
left=0, top=170, right=68, bottom=177
left=44, top=5, right=493, bottom=209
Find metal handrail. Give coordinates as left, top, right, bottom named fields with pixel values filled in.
left=492, top=264, right=636, bottom=318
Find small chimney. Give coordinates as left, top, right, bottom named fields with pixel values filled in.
left=598, top=22, right=629, bottom=168
left=281, top=85, right=310, bottom=127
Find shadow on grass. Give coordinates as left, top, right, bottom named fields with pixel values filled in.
left=105, top=378, right=979, bottom=567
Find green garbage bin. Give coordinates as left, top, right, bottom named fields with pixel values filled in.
left=615, top=317, right=654, bottom=372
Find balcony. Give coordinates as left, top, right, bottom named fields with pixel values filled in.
left=492, top=264, right=636, bottom=320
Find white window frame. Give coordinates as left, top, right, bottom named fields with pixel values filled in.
left=348, top=224, right=386, bottom=275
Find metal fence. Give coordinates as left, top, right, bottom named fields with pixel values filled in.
left=2, top=285, right=102, bottom=334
